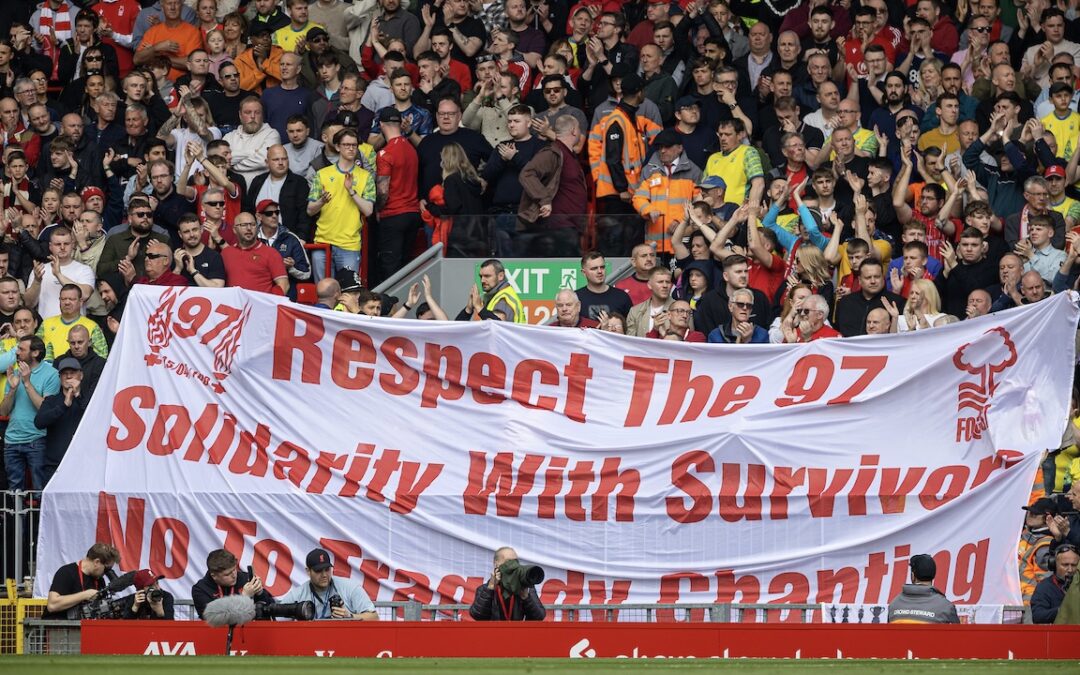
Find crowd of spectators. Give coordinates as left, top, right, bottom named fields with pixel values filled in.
left=0, top=0, right=1075, bottom=328
left=2, top=0, right=1080, bottom=619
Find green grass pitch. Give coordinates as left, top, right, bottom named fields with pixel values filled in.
left=1, top=658, right=1078, bottom=674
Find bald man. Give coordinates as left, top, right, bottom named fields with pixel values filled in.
left=315, top=278, right=341, bottom=309
left=549, top=289, right=599, bottom=328
left=127, top=240, right=190, bottom=287
left=965, top=289, right=992, bottom=319
left=865, top=307, right=893, bottom=334
left=244, top=143, right=314, bottom=241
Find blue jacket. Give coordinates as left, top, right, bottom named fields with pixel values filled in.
left=962, top=138, right=1034, bottom=220
left=707, top=324, right=769, bottom=344
left=763, top=202, right=829, bottom=254
left=258, top=225, right=311, bottom=300
left=1030, top=574, right=1067, bottom=624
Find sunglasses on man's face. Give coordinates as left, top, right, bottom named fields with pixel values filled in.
left=203, top=200, right=225, bottom=207
left=146, top=253, right=168, bottom=260
left=261, top=209, right=280, bottom=216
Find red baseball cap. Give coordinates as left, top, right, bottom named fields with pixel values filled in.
left=256, top=199, right=279, bottom=214
left=133, top=569, right=163, bottom=590
left=1045, top=165, right=1067, bottom=179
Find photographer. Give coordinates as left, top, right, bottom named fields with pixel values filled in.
left=191, top=549, right=274, bottom=619
left=278, top=549, right=378, bottom=620
left=469, top=546, right=546, bottom=621
left=42, top=543, right=120, bottom=619
left=122, top=569, right=175, bottom=620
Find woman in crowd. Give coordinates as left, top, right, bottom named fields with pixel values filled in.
left=424, top=143, right=486, bottom=258
left=59, top=47, right=110, bottom=115
left=783, top=244, right=835, bottom=310
left=222, top=13, right=249, bottom=59
left=769, top=283, right=812, bottom=344
left=197, top=0, right=224, bottom=40
left=897, top=279, right=945, bottom=332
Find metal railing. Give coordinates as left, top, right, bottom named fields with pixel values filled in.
left=436, top=213, right=644, bottom=260
left=373, top=243, right=444, bottom=294
left=21, top=619, right=79, bottom=656
left=119, top=600, right=1034, bottom=624
left=1, top=491, right=40, bottom=587
left=20, top=600, right=1035, bottom=655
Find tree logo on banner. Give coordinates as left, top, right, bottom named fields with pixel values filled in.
left=144, top=288, right=252, bottom=393
left=952, top=327, right=1018, bottom=442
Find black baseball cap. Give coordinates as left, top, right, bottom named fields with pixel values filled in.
left=675, top=95, right=699, bottom=110
left=909, top=554, right=936, bottom=582
left=306, top=548, right=332, bottom=572
left=378, top=107, right=402, bottom=124
left=1023, top=497, right=1059, bottom=516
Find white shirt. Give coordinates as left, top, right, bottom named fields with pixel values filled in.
left=897, top=312, right=946, bottom=332
left=36, top=260, right=95, bottom=320
left=171, top=127, right=223, bottom=180
left=256, top=174, right=286, bottom=206
left=802, top=109, right=834, bottom=138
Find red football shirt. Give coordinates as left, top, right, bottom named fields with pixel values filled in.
left=376, top=136, right=420, bottom=218
left=221, top=241, right=287, bottom=295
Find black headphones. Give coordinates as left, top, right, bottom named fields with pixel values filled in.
left=1048, top=543, right=1079, bottom=574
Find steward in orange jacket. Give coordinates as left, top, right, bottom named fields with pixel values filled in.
left=632, top=130, right=702, bottom=254
left=587, top=81, right=661, bottom=201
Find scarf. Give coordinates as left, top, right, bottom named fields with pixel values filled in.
left=37, top=2, right=73, bottom=42
left=1, top=177, right=31, bottom=211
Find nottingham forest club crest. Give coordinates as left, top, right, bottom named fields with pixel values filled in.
left=952, top=326, right=1018, bottom=442
left=145, top=288, right=251, bottom=393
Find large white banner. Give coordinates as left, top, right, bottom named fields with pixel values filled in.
left=37, top=287, right=1078, bottom=610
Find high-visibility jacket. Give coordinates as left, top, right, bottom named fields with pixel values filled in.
left=632, top=152, right=702, bottom=253
left=1030, top=461, right=1047, bottom=505
left=485, top=282, right=526, bottom=324
left=1018, top=531, right=1053, bottom=605
left=588, top=104, right=661, bottom=199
